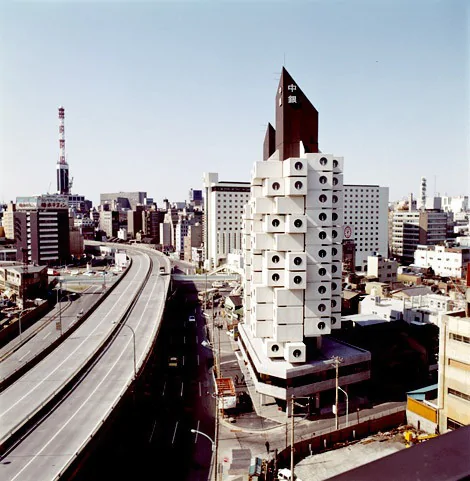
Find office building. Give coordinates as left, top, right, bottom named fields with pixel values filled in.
left=14, top=195, right=70, bottom=266
left=391, top=210, right=448, bottom=264
left=343, top=185, right=389, bottom=271
left=99, top=211, right=119, bottom=238
left=203, top=173, right=250, bottom=269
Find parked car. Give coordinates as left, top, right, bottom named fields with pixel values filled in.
left=188, top=315, right=196, bottom=323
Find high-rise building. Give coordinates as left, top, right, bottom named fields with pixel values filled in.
left=391, top=210, right=448, bottom=264
left=99, top=211, right=119, bottom=238
left=239, top=68, right=370, bottom=411
left=14, top=195, right=70, bottom=265
left=2, top=202, right=15, bottom=240
left=202, top=173, right=250, bottom=269
left=343, top=184, right=389, bottom=271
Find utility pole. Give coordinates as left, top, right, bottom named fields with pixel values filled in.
left=290, top=395, right=295, bottom=480
left=331, top=356, right=343, bottom=430
left=214, top=392, right=219, bottom=481
left=335, top=360, right=339, bottom=430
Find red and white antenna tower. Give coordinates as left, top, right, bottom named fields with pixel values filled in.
left=59, top=106, right=66, bottom=164
left=56, top=106, right=70, bottom=195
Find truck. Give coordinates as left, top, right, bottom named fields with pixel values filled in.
left=215, top=377, right=237, bottom=410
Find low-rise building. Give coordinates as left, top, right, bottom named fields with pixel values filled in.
left=367, top=254, right=398, bottom=283
left=414, top=244, right=470, bottom=279
left=438, top=308, right=470, bottom=432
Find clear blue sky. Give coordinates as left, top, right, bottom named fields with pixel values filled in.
left=1, top=0, right=468, bottom=207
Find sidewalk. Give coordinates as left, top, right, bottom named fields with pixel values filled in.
left=208, top=310, right=406, bottom=480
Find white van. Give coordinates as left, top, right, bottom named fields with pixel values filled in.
left=278, top=468, right=302, bottom=481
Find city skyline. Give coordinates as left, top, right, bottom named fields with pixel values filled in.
left=1, top=1, right=468, bottom=207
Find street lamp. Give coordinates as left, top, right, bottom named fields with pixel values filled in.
left=113, top=322, right=136, bottom=379
left=191, top=428, right=217, bottom=481
left=325, top=356, right=343, bottom=430
left=190, top=428, right=215, bottom=451
left=338, top=386, right=349, bottom=427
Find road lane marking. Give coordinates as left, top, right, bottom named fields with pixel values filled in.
left=183, top=355, right=185, bottom=366
left=194, top=420, right=200, bottom=443
left=0, top=253, right=147, bottom=420
left=162, top=381, right=166, bottom=396
left=184, top=336, right=186, bottom=344
left=199, top=381, right=202, bottom=397
left=18, top=351, right=31, bottom=362
left=172, top=421, right=179, bottom=445
left=181, top=382, right=184, bottom=397
left=149, top=419, right=157, bottom=443
left=43, top=332, right=51, bottom=340
left=197, top=354, right=200, bottom=366
left=196, top=335, right=198, bottom=343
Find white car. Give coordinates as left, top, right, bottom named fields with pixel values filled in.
left=278, top=468, right=302, bottom=481
left=188, top=315, right=196, bottom=323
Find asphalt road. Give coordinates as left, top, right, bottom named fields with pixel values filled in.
left=67, top=281, right=218, bottom=481
left=0, top=284, right=104, bottom=382
left=0, top=248, right=172, bottom=481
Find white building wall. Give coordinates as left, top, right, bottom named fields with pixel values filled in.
left=203, top=172, right=251, bottom=269
left=414, top=245, right=470, bottom=279
left=243, top=153, right=343, bottom=364
left=344, top=185, right=389, bottom=271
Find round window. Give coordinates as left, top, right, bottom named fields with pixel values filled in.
left=272, top=273, right=280, bottom=281
left=332, top=247, right=338, bottom=256
left=293, top=276, right=302, bottom=284
left=294, top=257, right=302, bottom=266
left=318, top=286, right=327, bottom=294
left=318, top=267, right=326, bottom=276
left=332, top=230, right=337, bottom=238
left=294, top=161, right=303, bottom=171
left=333, top=159, right=338, bottom=168
left=333, top=177, right=338, bottom=186
left=272, top=218, right=280, bottom=227
left=320, top=157, right=328, bottom=166
left=319, top=194, right=327, bottom=203
left=319, top=212, right=327, bottom=221
left=331, top=264, right=338, bottom=273
left=293, top=349, right=302, bottom=358
left=332, top=195, right=338, bottom=204
left=331, top=300, right=337, bottom=308
left=318, top=322, right=326, bottom=330
left=318, top=304, right=326, bottom=312
left=319, top=250, right=327, bottom=258
left=332, top=212, right=338, bottom=221
left=319, top=176, right=327, bottom=184
left=271, top=344, right=279, bottom=352
left=272, top=255, right=280, bottom=264
left=294, top=181, right=303, bottom=190
left=272, top=182, right=280, bottom=191
left=332, top=282, right=337, bottom=290
left=319, top=231, right=326, bottom=240
left=331, top=316, right=337, bottom=325
left=294, top=219, right=303, bottom=228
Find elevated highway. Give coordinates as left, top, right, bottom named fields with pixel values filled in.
left=0, top=243, right=170, bottom=480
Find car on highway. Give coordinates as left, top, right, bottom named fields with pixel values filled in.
left=188, top=315, right=196, bottom=323
left=168, top=356, right=179, bottom=368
